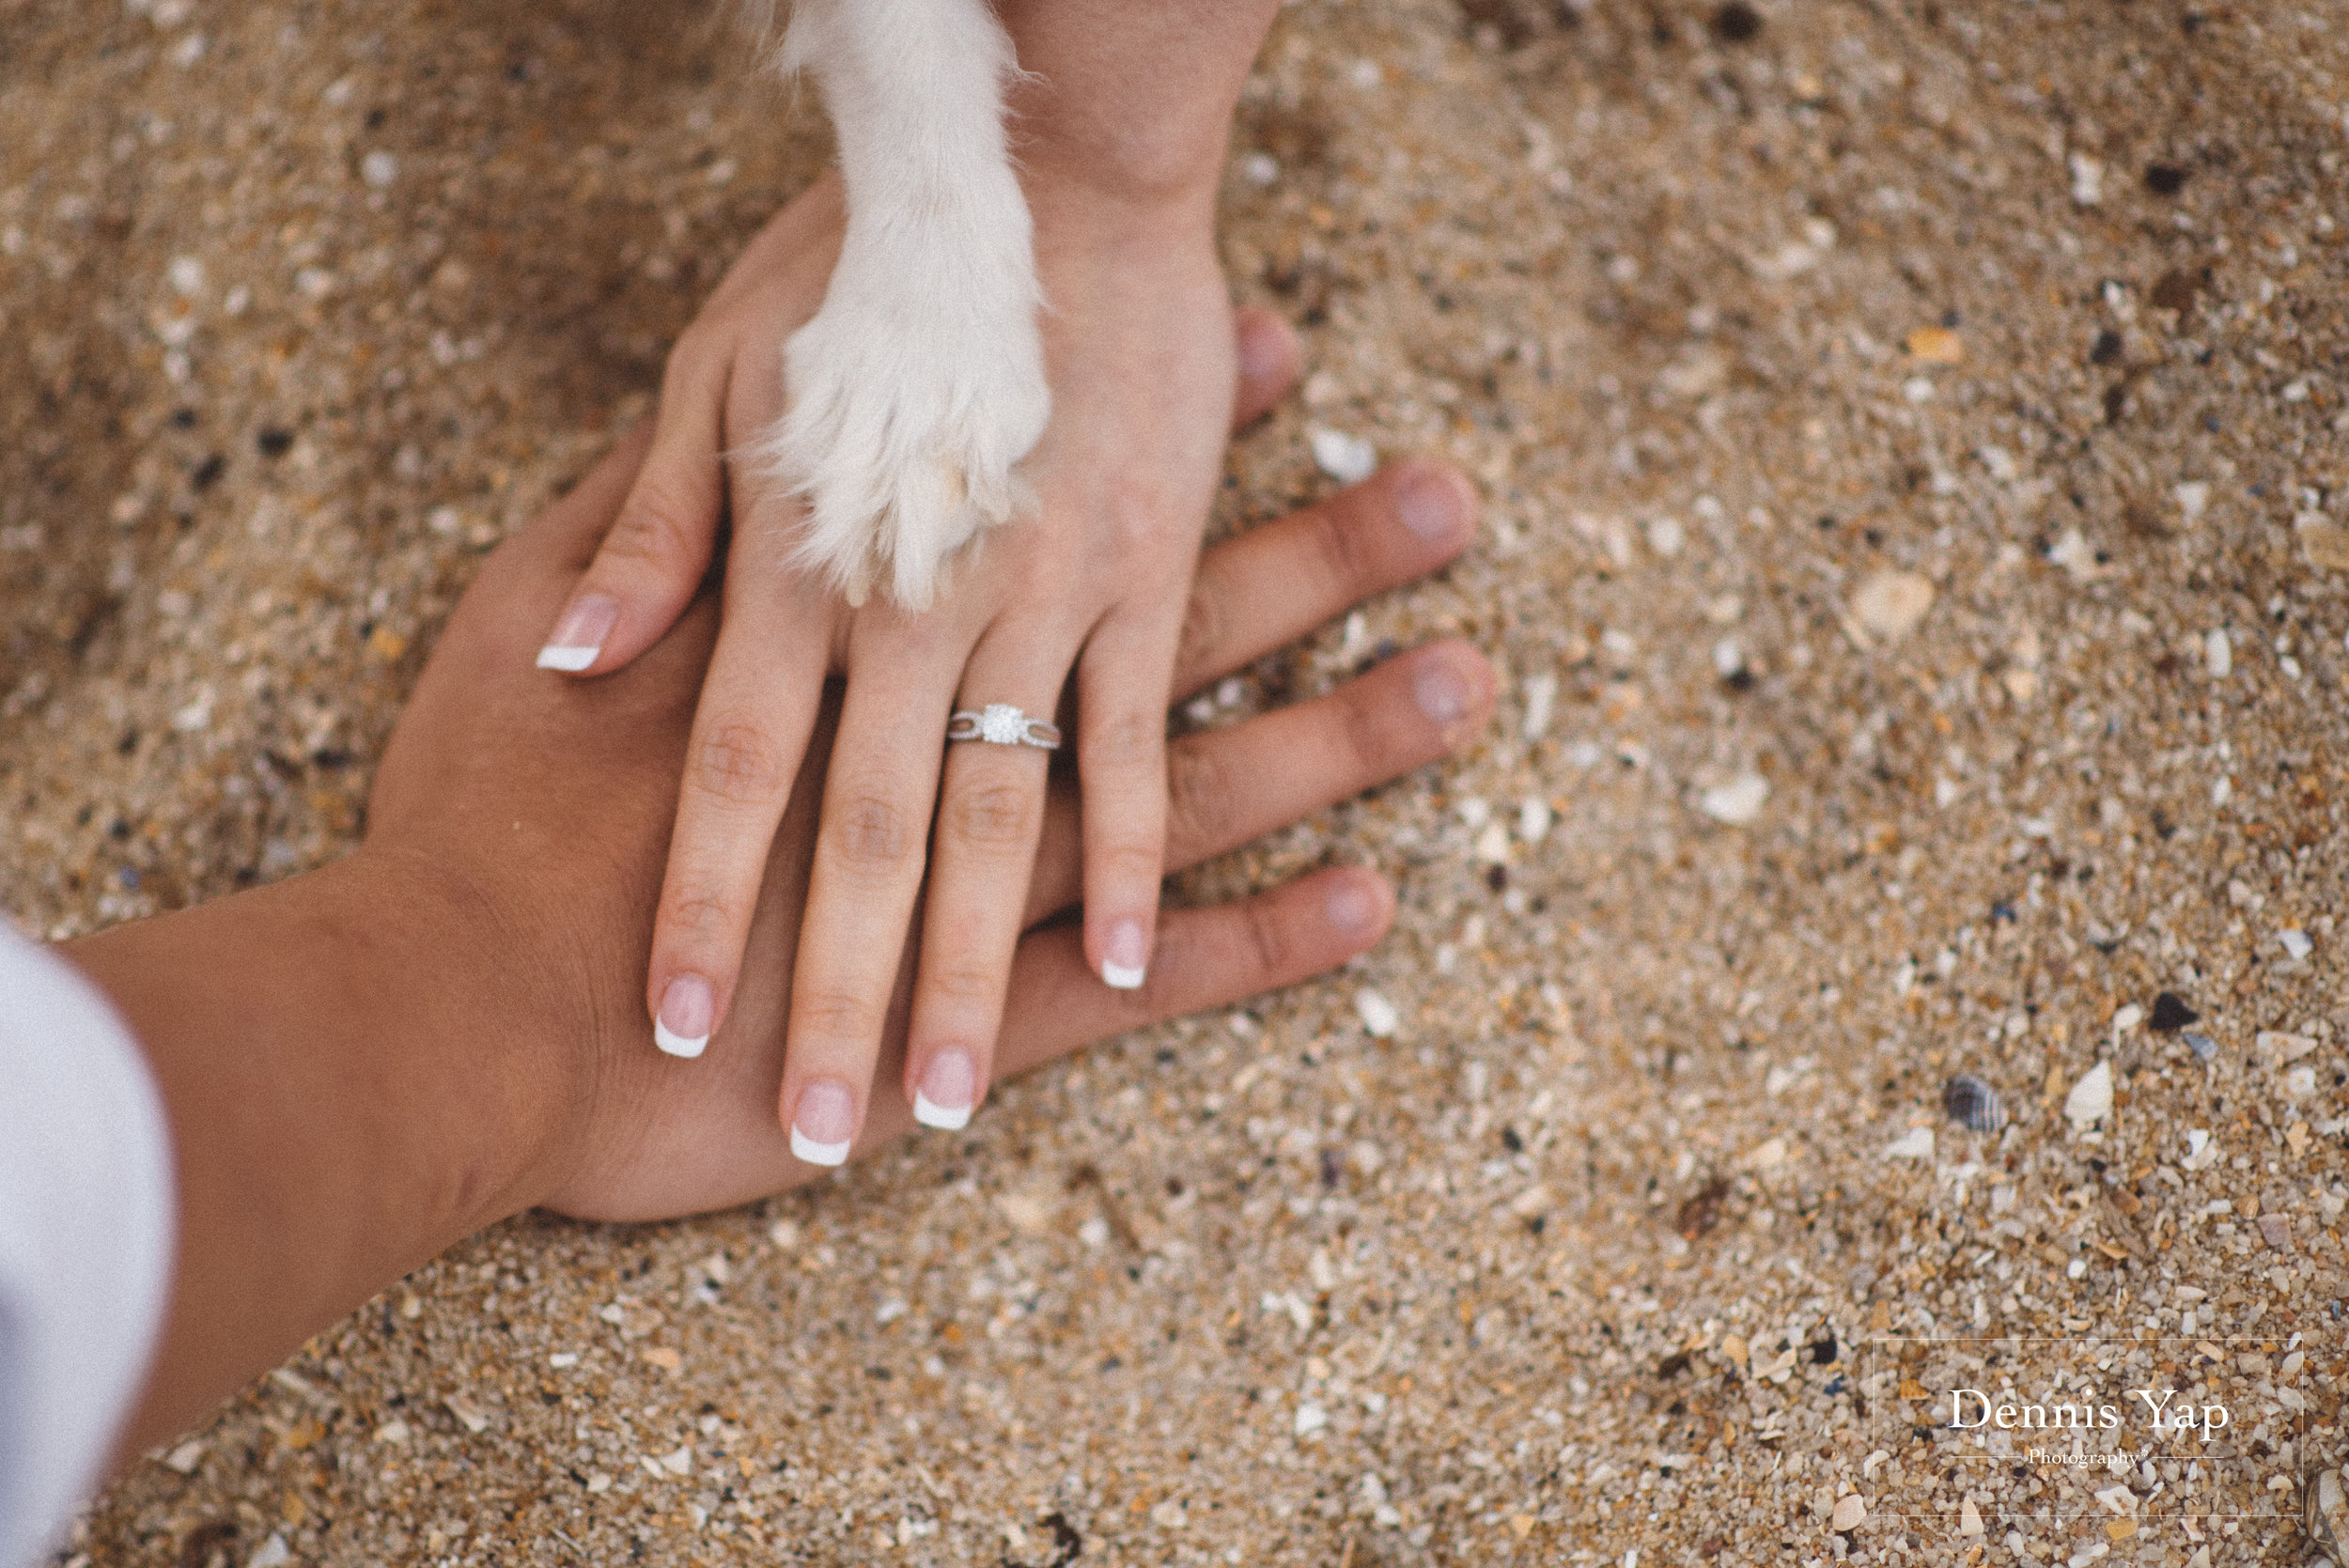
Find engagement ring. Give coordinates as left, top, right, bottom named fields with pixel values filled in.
left=947, top=704, right=1061, bottom=750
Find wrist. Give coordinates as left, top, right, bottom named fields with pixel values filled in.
left=76, top=851, right=588, bottom=1449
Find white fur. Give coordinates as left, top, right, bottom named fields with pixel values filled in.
left=753, top=0, right=1050, bottom=609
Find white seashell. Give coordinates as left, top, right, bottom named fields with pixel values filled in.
left=2064, top=1062, right=2114, bottom=1129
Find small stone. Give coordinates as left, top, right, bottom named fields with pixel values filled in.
left=659, top=1444, right=693, bottom=1476
left=247, top=1535, right=290, bottom=1568
left=373, top=1419, right=410, bottom=1444
left=1151, top=1499, right=1187, bottom=1529
left=361, top=150, right=398, bottom=188
left=162, top=1439, right=206, bottom=1474
left=1829, top=1494, right=1865, bottom=1531
left=443, top=1392, right=490, bottom=1433
left=995, top=1189, right=1054, bottom=1235
left=1517, top=798, right=1552, bottom=845
left=1738, top=1136, right=1789, bottom=1172
left=1240, top=151, right=1280, bottom=186
left=2174, top=481, right=2211, bottom=525
left=548, top=1352, right=580, bottom=1368
left=1307, top=427, right=1377, bottom=485
left=2183, top=1032, right=2218, bottom=1062
left=2064, top=1062, right=2113, bottom=1129
left=1942, top=1075, right=2004, bottom=1132
left=2149, top=992, right=2199, bottom=1032
left=2279, top=928, right=2313, bottom=960
left=1356, top=988, right=1400, bottom=1038
left=2259, top=1214, right=2295, bottom=1251
left=640, top=1346, right=681, bottom=1373
left=1905, top=326, right=1964, bottom=364
left=1698, top=774, right=1769, bottom=825
left=1520, top=671, right=1557, bottom=739
left=2203, top=629, right=2232, bottom=678
left=1849, top=570, right=1935, bottom=641
left=1883, top=1127, right=1936, bottom=1160
left=2111, top=1002, right=2143, bottom=1034
left=2302, top=521, right=2349, bottom=572
left=1294, top=1402, right=1328, bottom=1436
left=1959, top=1496, right=1983, bottom=1536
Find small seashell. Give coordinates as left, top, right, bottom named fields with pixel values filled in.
left=1942, top=1075, right=2005, bottom=1132
left=2064, top=1062, right=2114, bottom=1129
left=2307, top=1466, right=2347, bottom=1552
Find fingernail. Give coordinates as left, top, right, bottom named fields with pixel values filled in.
left=789, top=1079, right=856, bottom=1166
left=536, top=594, right=618, bottom=673
left=1237, top=316, right=1289, bottom=386
left=1396, top=467, right=1468, bottom=543
left=1101, top=921, right=1149, bottom=990
left=653, top=974, right=712, bottom=1058
left=1413, top=658, right=1470, bottom=723
left=1325, top=878, right=1378, bottom=933
left=913, top=1050, right=978, bottom=1131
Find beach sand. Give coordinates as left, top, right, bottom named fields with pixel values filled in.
left=6, top=1, right=2346, bottom=1561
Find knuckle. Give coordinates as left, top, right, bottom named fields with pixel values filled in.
left=1090, top=840, right=1162, bottom=886
left=794, top=987, right=879, bottom=1043
left=600, top=475, right=708, bottom=575
left=661, top=884, right=739, bottom=941
left=1240, top=899, right=1292, bottom=978
left=945, top=779, right=1035, bottom=850
left=826, top=789, right=916, bottom=867
left=1306, top=503, right=1370, bottom=592
left=1166, top=743, right=1237, bottom=848
left=1083, top=707, right=1164, bottom=771
left=691, top=722, right=789, bottom=806
left=1174, top=582, right=1228, bottom=677
left=924, top=963, right=1002, bottom=1007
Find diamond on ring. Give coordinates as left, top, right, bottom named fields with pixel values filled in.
left=948, top=704, right=1061, bottom=750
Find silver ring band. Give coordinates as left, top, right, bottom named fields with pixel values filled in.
left=948, top=704, right=1062, bottom=751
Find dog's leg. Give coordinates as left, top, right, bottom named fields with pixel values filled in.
left=757, top=0, right=1048, bottom=609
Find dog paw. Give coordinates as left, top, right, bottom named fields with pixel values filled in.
left=755, top=243, right=1050, bottom=610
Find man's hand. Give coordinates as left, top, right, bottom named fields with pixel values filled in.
left=76, top=334, right=1486, bottom=1451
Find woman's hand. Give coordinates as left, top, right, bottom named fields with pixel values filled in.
left=428, top=403, right=1486, bottom=1220
left=529, top=160, right=1283, bottom=1163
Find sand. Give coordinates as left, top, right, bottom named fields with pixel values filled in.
left=6, top=0, right=2348, bottom=1562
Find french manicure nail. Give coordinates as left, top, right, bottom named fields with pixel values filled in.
left=1101, top=921, right=1149, bottom=990
left=790, top=1079, right=856, bottom=1167
left=1413, top=659, right=1470, bottom=723
left=653, top=974, right=712, bottom=1058
left=913, top=1050, right=978, bottom=1131
left=536, top=594, right=618, bottom=673
left=1325, top=879, right=1377, bottom=933
left=1396, top=468, right=1467, bottom=543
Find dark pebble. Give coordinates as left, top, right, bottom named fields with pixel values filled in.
left=2143, top=163, right=2188, bottom=195
left=1711, top=2, right=1764, bottom=42
left=2150, top=991, right=2199, bottom=1032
